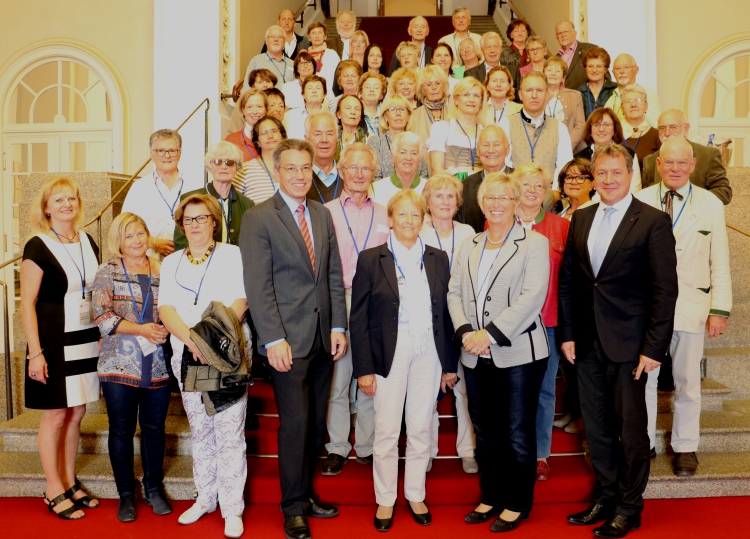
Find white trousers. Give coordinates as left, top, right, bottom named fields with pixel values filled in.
left=430, top=361, right=475, bottom=458
left=373, top=326, right=442, bottom=506
left=646, top=330, right=704, bottom=452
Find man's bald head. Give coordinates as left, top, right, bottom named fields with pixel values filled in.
left=657, top=138, right=696, bottom=190
left=477, top=125, right=509, bottom=172
left=657, top=109, right=690, bottom=142
left=555, top=21, right=577, bottom=48
left=612, top=54, right=639, bottom=87
left=408, top=16, right=429, bottom=43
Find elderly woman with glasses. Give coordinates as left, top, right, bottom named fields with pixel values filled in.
left=519, top=36, right=548, bottom=76
left=159, top=194, right=250, bottom=538
left=368, top=94, right=428, bottom=179
left=554, top=157, right=596, bottom=220
left=173, top=141, right=254, bottom=250
left=234, top=116, right=287, bottom=204
left=458, top=37, right=482, bottom=74
left=372, top=131, right=428, bottom=207
left=447, top=172, right=549, bottom=533
left=282, top=52, right=320, bottom=111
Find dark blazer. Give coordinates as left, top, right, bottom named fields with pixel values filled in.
left=240, top=190, right=347, bottom=356
left=389, top=44, right=433, bottom=76
left=327, top=35, right=344, bottom=57
left=558, top=198, right=678, bottom=363
left=457, top=167, right=514, bottom=233
left=642, top=140, right=732, bottom=205
left=464, top=63, right=522, bottom=102
left=559, top=41, right=596, bottom=91
left=350, top=243, right=457, bottom=379
left=261, top=32, right=311, bottom=60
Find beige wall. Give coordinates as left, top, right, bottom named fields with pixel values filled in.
left=0, top=0, right=154, bottom=175
left=502, top=0, right=572, bottom=60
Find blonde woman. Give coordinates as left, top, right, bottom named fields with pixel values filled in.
left=458, top=37, right=482, bottom=73
left=395, top=41, right=421, bottom=70
left=349, top=30, right=370, bottom=67
left=482, top=66, right=523, bottom=126
left=389, top=67, right=419, bottom=110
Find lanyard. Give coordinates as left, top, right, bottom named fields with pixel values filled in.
left=119, top=258, right=152, bottom=325
left=547, top=97, right=560, bottom=119
left=241, top=130, right=257, bottom=158
left=433, top=222, right=455, bottom=270
left=624, top=131, right=642, bottom=152
left=258, top=158, right=277, bottom=192
left=154, top=173, right=183, bottom=217
left=476, top=225, right=514, bottom=294
left=219, top=196, right=232, bottom=240
left=659, top=183, right=692, bottom=230
left=313, top=172, right=339, bottom=203
left=521, top=114, right=546, bottom=161
left=364, top=114, right=379, bottom=136
left=426, top=107, right=443, bottom=124
left=493, top=101, right=506, bottom=124
left=340, top=198, right=375, bottom=256
left=52, top=229, right=87, bottom=299
left=389, top=235, right=424, bottom=281
left=266, top=53, right=287, bottom=83
left=175, top=242, right=217, bottom=305
left=455, top=120, right=478, bottom=168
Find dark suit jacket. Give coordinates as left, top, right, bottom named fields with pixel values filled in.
left=558, top=198, right=678, bottom=363
left=389, top=44, right=433, bottom=76
left=642, top=140, right=732, bottom=205
left=464, top=63, right=522, bottom=102
left=327, top=35, right=344, bottom=57
left=261, top=32, right=311, bottom=60
left=240, top=190, right=347, bottom=356
left=559, top=41, right=596, bottom=91
left=457, top=167, right=514, bottom=233
left=350, top=243, right=458, bottom=378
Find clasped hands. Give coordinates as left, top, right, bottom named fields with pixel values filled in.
left=462, top=330, right=491, bottom=356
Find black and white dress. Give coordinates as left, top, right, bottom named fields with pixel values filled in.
left=23, top=232, right=101, bottom=409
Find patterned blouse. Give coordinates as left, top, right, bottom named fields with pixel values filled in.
left=92, top=259, right=169, bottom=389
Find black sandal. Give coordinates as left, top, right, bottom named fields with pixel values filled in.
left=44, top=491, right=85, bottom=520
left=64, top=479, right=99, bottom=509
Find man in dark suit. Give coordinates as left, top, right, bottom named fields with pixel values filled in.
left=642, top=109, right=732, bottom=205
left=326, top=11, right=356, bottom=59
left=388, top=16, right=433, bottom=75
left=241, top=138, right=348, bottom=539
left=464, top=32, right=521, bottom=100
left=555, top=21, right=597, bottom=91
left=260, top=9, right=310, bottom=60
left=558, top=144, right=678, bottom=538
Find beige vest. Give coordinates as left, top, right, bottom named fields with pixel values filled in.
left=509, top=113, right=559, bottom=174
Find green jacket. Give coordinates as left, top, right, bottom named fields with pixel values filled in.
left=173, top=182, right=254, bottom=250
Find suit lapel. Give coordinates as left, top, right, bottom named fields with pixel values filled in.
left=424, top=249, right=438, bottom=300
left=675, top=193, right=700, bottom=239
left=467, top=232, right=484, bottom=302
left=379, top=244, right=400, bottom=299
left=274, top=192, right=315, bottom=275
left=597, top=198, right=640, bottom=276
left=485, top=225, right=523, bottom=287
left=577, top=205, right=597, bottom=277
left=310, top=203, right=324, bottom=282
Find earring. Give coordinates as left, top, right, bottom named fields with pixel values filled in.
left=46, top=213, right=51, bottom=217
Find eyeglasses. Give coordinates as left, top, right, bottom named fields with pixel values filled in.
left=592, top=122, right=613, bottom=130
left=623, top=97, right=644, bottom=105
left=387, top=107, right=407, bottom=114
left=152, top=148, right=180, bottom=157
left=564, top=174, right=592, bottom=184
left=527, top=47, right=545, bottom=53
left=657, top=123, right=685, bottom=134
left=281, top=165, right=313, bottom=174
left=344, top=165, right=374, bottom=175
left=662, top=159, right=691, bottom=169
left=182, top=214, right=211, bottom=225
left=483, top=195, right=514, bottom=204
left=210, top=159, right=237, bottom=167
left=522, top=182, right=546, bottom=192
left=298, top=60, right=313, bottom=67
left=259, top=128, right=280, bottom=136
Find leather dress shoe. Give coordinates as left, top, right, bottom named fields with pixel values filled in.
left=567, top=502, right=614, bottom=525
left=407, top=501, right=432, bottom=526
left=464, top=506, right=499, bottom=524
left=306, top=497, right=339, bottom=519
left=321, top=453, right=347, bottom=476
left=144, top=488, right=172, bottom=515
left=374, top=507, right=394, bottom=532
left=490, top=511, right=529, bottom=533
left=593, top=514, right=641, bottom=538
left=564, top=417, right=585, bottom=434
left=650, top=447, right=657, bottom=459
left=284, top=515, right=311, bottom=539
left=118, top=496, right=137, bottom=523
left=536, top=460, right=549, bottom=481
left=673, top=452, right=699, bottom=476
left=356, top=454, right=373, bottom=465
left=553, top=413, right=572, bottom=428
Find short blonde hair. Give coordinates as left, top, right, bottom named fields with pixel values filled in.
left=388, top=67, right=418, bottom=97
left=359, top=72, right=387, bottom=103
left=543, top=56, right=568, bottom=78
left=108, top=212, right=150, bottom=258
left=351, top=30, right=370, bottom=49
left=446, top=77, right=486, bottom=121
left=390, top=131, right=422, bottom=157
left=396, top=41, right=420, bottom=63
left=204, top=140, right=244, bottom=170
left=30, top=176, right=85, bottom=234
left=422, top=173, right=464, bottom=215
left=477, top=172, right=521, bottom=212
left=174, top=194, right=222, bottom=235
left=386, top=189, right=427, bottom=221
left=416, top=65, right=450, bottom=102
left=379, top=94, right=413, bottom=131
left=512, top=163, right=551, bottom=193
left=459, top=37, right=483, bottom=63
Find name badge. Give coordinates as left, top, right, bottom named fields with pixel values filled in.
left=136, top=335, right=158, bottom=357
left=79, top=292, right=94, bottom=325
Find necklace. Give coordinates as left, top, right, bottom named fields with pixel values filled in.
left=186, top=241, right=215, bottom=265
left=52, top=229, right=77, bottom=243
left=486, top=235, right=507, bottom=245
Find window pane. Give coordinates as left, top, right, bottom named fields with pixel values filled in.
left=22, top=61, right=57, bottom=94
left=33, top=88, right=58, bottom=123
left=89, top=142, right=109, bottom=171
left=701, top=76, right=717, bottom=118
left=10, top=144, right=28, bottom=173
left=85, top=80, right=109, bottom=122
left=13, top=175, right=23, bottom=206
left=61, top=87, right=87, bottom=122
left=31, top=143, right=49, bottom=172
left=61, top=61, right=93, bottom=93
left=69, top=142, right=87, bottom=171
left=106, top=92, right=111, bottom=122
left=9, top=85, right=33, bottom=124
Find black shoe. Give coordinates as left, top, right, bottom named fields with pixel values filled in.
left=374, top=507, right=394, bottom=532
left=306, top=497, right=339, bottom=519
left=144, top=488, right=172, bottom=515
left=356, top=454, right=374, bottom=465
left=284, top=515, right=311, bottom=539
left=567, top=502, right=614, bottom=525
left=490, top=511, right=529, bottom=532
left=650, top=447, right=657, bottom=459
left=673, top=452, right=699, bottom=476
left=593, top=514, right=641, bottom=538
left=245, top=410, right=260, bottom=431
left=321, top=453, right=347, bottom=476
left=465, top=506, right=499, bottom=524
left=407, top=501, right=431, bottom=526
left=118, top=496, right=137, bottom=523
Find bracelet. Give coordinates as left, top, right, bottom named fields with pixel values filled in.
left=27, top=349, right=44, bottom=360
left=461, top=331, right=475, bottom=344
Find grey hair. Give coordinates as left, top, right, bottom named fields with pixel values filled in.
left=477, top=172, right=521, bottom=212
left=480, top=31, right=502, bottom=49
left=204, top=140, right=243, bottom=170
left=272, top=138, right=315, bottom=170
left=265, top=25, right=285, bottom=38
left=304, top=109, right=339, bottom=138
left=339, top=142, right=380, bottom=175
left=390, top=131, right=422, bottom=157
left=452, top=7, right=471, bottom=19
left=149, top=129, right=182, bottom=149
left=620, top=83, right=648, bottom=102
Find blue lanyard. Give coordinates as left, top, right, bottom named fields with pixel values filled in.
left=624, top=132, right=642, bottom=153
left=659, top=183, right=692, bottom=230
left=52, top=229, right=86, bottom=299
left=119, top=258, right=152, bottom=325
left=340, top=198, right=374, bottom=256
left=477, top=225, right=514, bottom=294
left=433, top=222, right=455, bottom=270
left=175, top=242, right=217, bottom=305
left=313, top=172, right=339, bottom=204
left=259, top=158, right=278, bottom=193
left=494, top=102, right=506, bottom=124
left=364, top=114, right=379, bottom=136
left=266, top=53, right=287, bottom=83
left=154, top=173, right=183, bottom=217
left=389, top=235, right=424, bottom=281
left=219, top=196, right=232, bottom=239
left=455, top=120, right=478, bottom=168
left=241, top=130, right=257, bottom=157
left=521, top=114, right=546, bottom=161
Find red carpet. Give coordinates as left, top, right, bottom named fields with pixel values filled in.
left=2, top=498, right=749, bottom=539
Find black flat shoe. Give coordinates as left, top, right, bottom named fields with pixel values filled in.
left=407, top=501, right=431, bottom=526
left=593, top=514, right=641, bottom=538
left=64, top=479, right=99, bottom=509
left=306, top=497, right=339, bottom=519
left=144, top=488, right=172, bottom=515
left=284, top=515, right=311, bottom=539
left=118, top=496, right=137, bottom=523
left=567, top=502, right=614, bottom=525
left=465, top=506, right=499, bottom=523
left=490, top=511, right=529, bottom=533
left=374, top=507, right=394, bottom=532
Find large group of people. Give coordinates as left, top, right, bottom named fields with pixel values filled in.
left=21, top=6, right=734, bottom=539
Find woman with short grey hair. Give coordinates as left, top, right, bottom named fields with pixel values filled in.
left=372, top=131, right=428, bottom=207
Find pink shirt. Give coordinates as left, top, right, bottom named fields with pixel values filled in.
left=326, top=191, right=390, bottom=289
left=558, top=40, right=578, bottom=67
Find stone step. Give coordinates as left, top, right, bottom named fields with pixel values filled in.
left=706, top=346, right=750, bottom=396
left=657, top=378, right=730, bottom=413
left=644, top=451, right=750, bottom=498
left=654, top=406, right=750, bottom=454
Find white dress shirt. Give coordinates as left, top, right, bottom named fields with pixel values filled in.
left=587, top=194, right=633, bottom=262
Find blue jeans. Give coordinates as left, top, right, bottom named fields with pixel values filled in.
left=101, top=381, right=171, bottom=497
left=536, top=326, right=560, bottom=459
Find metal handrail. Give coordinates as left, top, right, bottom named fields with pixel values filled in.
left=727, top=223, right=750, bottom=237
left=294, top=0, right=316, bottom=24
left=2, top=98, right=210, bottom=421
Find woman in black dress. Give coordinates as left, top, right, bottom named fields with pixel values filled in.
left=21, top=177, right=101, bottom=519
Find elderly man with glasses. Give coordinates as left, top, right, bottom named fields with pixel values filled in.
left=555, top=20, right=598, bottom=91
left=244, top=25, right=295, bottom=91
left=605, top=54, right=662, bottom=129
left=260, top=9, right=310, bottom=60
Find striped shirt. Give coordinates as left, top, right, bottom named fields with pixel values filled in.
left=233, top=158, right=279, bottom=204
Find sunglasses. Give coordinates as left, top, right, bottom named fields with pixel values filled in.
left=211, top=159, right=237, bottom=167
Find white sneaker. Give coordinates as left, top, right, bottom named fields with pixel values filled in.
left=178, top=502, right=217, bottom=525
left=225, top=515, right=244, bottom=538
left=461, top=457, right=479, bottom=474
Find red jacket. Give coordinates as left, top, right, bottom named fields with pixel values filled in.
left=225, top=129, right=259, bottom=162
left=530, top=211, right=570, bottom=328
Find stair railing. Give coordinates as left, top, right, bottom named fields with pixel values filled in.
left=1, top=98, right=210, bottom=421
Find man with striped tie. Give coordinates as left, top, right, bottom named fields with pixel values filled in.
left=240, top=138, right=348, bottom=539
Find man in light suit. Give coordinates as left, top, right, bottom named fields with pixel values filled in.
left=260, top=9, right=311, bottom=60
left=388, top=16, right=433, bottom=75
left=642, top=109, right=733, bottom=205
left=241, top=138, right=348, bottom=539
left=555, top=20, right=597, bottom=91
left=559, top=144, right=678, bottom=537
left=636, top=138, right=731, bottom=476
left=464, top=32, right=521, bottom=100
